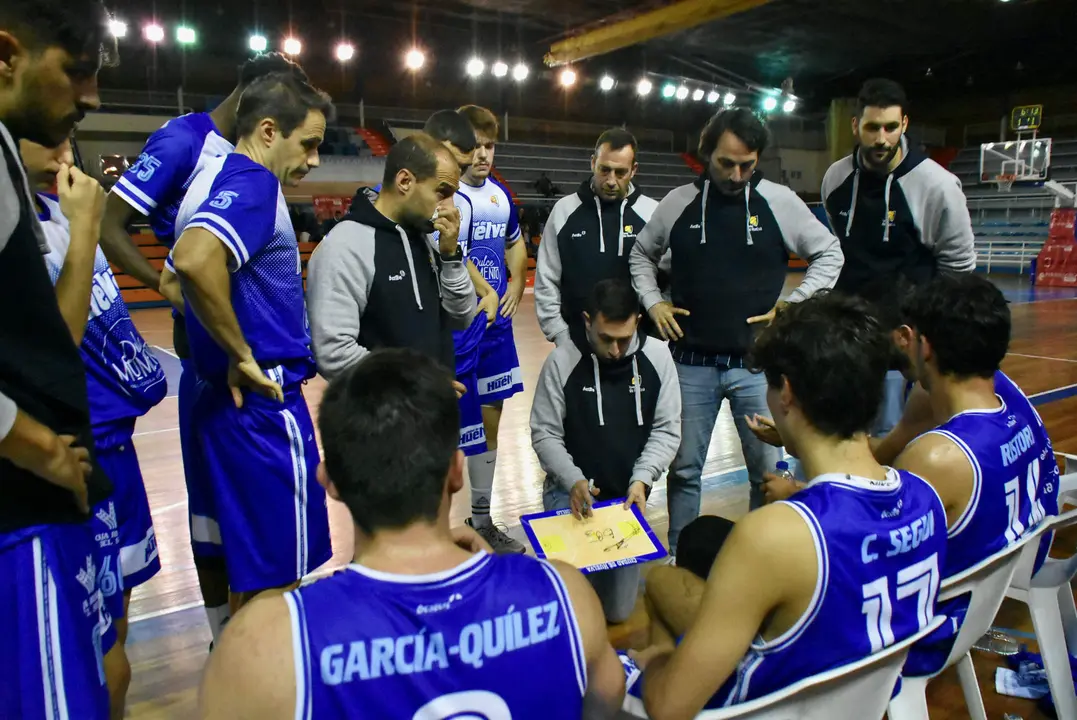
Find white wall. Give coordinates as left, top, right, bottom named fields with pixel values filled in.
left=303, top=156, right=385, bottom=184
left=775, top=148, right=830, bottom=194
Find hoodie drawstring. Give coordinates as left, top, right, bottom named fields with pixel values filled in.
left=845, top=169, right=860, bottom=238
left=591, top=355, right=605, bottom=427
left=846, top=163, right=895, bottom=244
left=631, top=356, right=643, bottom=427
left=617, top=198, right=627, bottom=256
left=882, top=173, right=894, bottom=243
left=700, top=179, right=709, bottom=244
left=593, top=197, right=606, bottom=253
left=397, top=226, right=423, bottom=310
left=743, top=184, right=753, bottom=246
left=594, top=196, right=630, bottom=255
left=699, top=178, right=752, bottom=246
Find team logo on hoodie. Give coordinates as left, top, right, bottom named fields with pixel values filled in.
left=748, top=215, right=762, bottom=232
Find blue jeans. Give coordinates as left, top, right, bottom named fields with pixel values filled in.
left=543, top=484, right=641, bottom=624
left=668, top=364, right=782, bottom=554
left=873, top=370, right=910, bottom=437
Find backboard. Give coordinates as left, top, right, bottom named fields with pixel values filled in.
left=979, top=137, right=1052, bottom=188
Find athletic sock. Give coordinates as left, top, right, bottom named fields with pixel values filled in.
left=468, top=449, right=497, bottom=528
left=205, top=604, right=231, bottom=642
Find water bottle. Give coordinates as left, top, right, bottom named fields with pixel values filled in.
left=775, top=460, right=795, bottom=482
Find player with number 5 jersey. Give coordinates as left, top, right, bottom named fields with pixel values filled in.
left=624, top=293, right=947, bottom=719
left=169, top=73, right=334, bottom=608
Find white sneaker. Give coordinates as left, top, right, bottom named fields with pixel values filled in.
left=467, top=518, right=527, bottom=554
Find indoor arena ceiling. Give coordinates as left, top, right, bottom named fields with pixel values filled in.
left=106, top=0, right=1071, bottom=106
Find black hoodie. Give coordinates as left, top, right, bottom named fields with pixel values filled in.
left=530, top=328, right=681, bottom=500
left=306, top=192, right=475, bottom=378
left=534, top=180, right=660, bottom=345
left=821, top=137, right=976, bottom=296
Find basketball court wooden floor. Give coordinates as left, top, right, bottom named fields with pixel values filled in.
left=122, top=275, right=1077, bottom=719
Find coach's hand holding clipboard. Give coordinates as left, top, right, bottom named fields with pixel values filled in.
left=569, top=479, right=601, bottom=519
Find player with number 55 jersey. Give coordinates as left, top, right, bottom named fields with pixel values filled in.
left=623, top=293, right=947, bottom=719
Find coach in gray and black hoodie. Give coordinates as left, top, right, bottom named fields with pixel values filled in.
left=534, top=128, right=661, bottom=346
left=531, top=279, right=680, bottom=623
left=307, top=134, right=475, bottom=378
left=629, top=107, right=843, bottom=552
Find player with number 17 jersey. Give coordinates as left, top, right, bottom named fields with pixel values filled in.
left=676, top=469, right=948, bottom=708
left=171, top=152, right=330, bottom=593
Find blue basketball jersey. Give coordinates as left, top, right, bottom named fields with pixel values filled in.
left=928, top=370, right=1057, bottom=578
left=172, top=154, right=315, bottom=388
left=710, top=470, right=947, bottom=707
left=453, top=179, right=521, bottom=358
left=285, top=553, right=589, bottom=719
left=38, top=194, right=167, bottom=427
left=111, top=112, right=234, bottom=248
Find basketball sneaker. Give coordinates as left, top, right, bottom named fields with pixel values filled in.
left=466, top=518, right=527, bottom=554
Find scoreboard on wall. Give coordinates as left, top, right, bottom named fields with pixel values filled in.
left=1011, top=105, right=1043, bottom=132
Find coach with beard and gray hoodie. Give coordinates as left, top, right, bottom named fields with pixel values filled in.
left=531, top=278, right=680, bottom=623
left=821, top=79, right=975, bottom=297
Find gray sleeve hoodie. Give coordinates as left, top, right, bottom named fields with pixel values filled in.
left=306, top=221, right=375, bottom=380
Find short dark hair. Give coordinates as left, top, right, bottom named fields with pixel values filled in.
left=235, top=72, right=334, bottom=140
left=595, top=128, right=638, bottom=160
left=423, top=110, right=478, bottom=153
left=586, top=279, right=639, bottom=323
left=750, top=293, right=891, bottom=438
left=237, top=52, right=308, bottom=89
left=857, top=78, right=908, bottom=118
left=318, top=349, right=460, bottom=534
left=901, top=275, right=1010, bottom=379
left=382, top=132, right=450, bottom=189
left=1, top=0, right=116, bottom=67
left=457, top=105, right=498, bottom=140
left=677, top=515, right=735, bottom=580
left=698, top=107, right=769, bottom=159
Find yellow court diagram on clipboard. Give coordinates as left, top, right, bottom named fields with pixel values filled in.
left=520, top=500, right=667, bottom=574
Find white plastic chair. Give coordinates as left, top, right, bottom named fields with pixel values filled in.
left=1004, top=505, right=1077, bottom=720
left=1057, top=453, right=1077, bottom=506
left=620, top=616, right=946, bottom=720
left=886, top=525, right=1045, bottom=720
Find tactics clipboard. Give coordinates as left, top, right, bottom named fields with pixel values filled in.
left=520, top=499, right=667, bottom=574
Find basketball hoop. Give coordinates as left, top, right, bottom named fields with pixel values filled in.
left=995, top=173, right=1016, bottom=192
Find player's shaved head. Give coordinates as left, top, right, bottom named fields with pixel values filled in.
left=318, top=349, right=461, bottom=534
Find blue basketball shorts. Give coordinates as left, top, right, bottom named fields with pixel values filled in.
left=178, top=359, right=222, bottom=559
left=619, top=651, right=647, bottom=717
left=197, top=384, right=332, bottom=593
left=456, top=371, right=488, bottom=457
left=0, top=525, right=112, bottom=719
left=475, top=324, right=523, bottom=404
left=93, top=418, right=160, bottom=594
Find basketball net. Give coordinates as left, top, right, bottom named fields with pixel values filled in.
left=996, top=173, right=1016, bottom=193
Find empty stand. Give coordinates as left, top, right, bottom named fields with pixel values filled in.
left=495, top=142, right=698, bottom=204
left=951, top=136, right=1077, bottom=273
